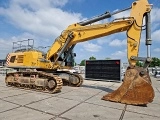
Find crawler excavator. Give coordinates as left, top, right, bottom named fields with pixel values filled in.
left=5, top=0, right=154, bottom=105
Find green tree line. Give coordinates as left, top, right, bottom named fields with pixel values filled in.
left=136, top=57, right=160, bottom=67
left=79, top=56, right=160, bottom=67
left=79, top=56, right=96, bottom=66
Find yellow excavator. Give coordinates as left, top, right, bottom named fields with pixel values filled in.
left=5, top=0, right=154, bottom=105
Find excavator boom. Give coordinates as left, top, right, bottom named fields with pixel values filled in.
left=47, top=18, right=134, bottom=62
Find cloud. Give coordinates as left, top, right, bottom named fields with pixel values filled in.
left=97, top=36, right=113, bottom=45
left=80, top=42, right=102, bottom=52
left=153, top=48, right=160, bottom=52
left=152, top=29, right=160, bottom=42
left=0, top=0, right=83, bottom=38
left=0, top=38, right=14, bottom=59
left=11, top=32, right=37, bottom=41
left=112, top=9, right=130, bottom=19
left=9, top=0, right=68, bottom=10
left=111, top=49, right=127, bottom=61
left=109, top=39, right=126, bottom=47
left=0, top=33, right=40, bottom=59
left=151, top=7, right=160, bottom=23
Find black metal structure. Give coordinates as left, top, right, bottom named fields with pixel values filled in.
left=85, top=60, right=121, bottom=81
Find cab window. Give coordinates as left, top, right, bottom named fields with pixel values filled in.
left=10, top=56, right=16, bottom=63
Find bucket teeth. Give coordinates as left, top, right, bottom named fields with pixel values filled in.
left=102, top=66, right=154, bottom=105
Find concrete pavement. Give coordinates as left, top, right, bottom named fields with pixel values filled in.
left=0, top=75, right=160, bottom=120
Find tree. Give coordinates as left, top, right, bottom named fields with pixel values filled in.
left=80, top=59, right=86, bottom=66
left=89, top=56, right=96, bottom=60
left=136, top=61, right=143, bottom=67
left=135, top=57, right=160, bottom=67
left=74, top=62, right=77, bottom=66
left=150, top=57, right=160, bottom=67
left=105, top=57, right=111, bottom=60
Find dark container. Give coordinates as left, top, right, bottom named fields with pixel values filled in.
left=85, top=60, right=121, bottom=81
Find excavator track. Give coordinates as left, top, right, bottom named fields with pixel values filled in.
left=58, top=72, right=83, bottom=87
left=5, top=71, right=63, bottom=94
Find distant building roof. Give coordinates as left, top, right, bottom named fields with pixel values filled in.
left=0, top=59, right=6, bottom=63
left=0, top=59, right=6, bottom=66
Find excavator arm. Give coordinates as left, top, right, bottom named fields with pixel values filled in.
left=46, top=0, right=154, bottom=105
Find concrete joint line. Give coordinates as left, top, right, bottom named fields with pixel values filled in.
left=57, top=91, right=103, bottom=117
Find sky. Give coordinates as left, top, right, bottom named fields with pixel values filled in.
left=0, top=0, right=160, bottom=64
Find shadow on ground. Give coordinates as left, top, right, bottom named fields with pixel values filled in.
left=81, top=84, right=114, bottom=93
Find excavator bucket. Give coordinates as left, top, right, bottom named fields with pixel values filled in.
left=102, top=66, right=154, bottom=105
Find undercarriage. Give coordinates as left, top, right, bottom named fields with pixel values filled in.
left=5, top=70, right=83, bottom=93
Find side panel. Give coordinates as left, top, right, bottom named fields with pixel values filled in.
left=23, top=51, right=40, bottom=67
left=6, top=51, right=43, bottom=68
